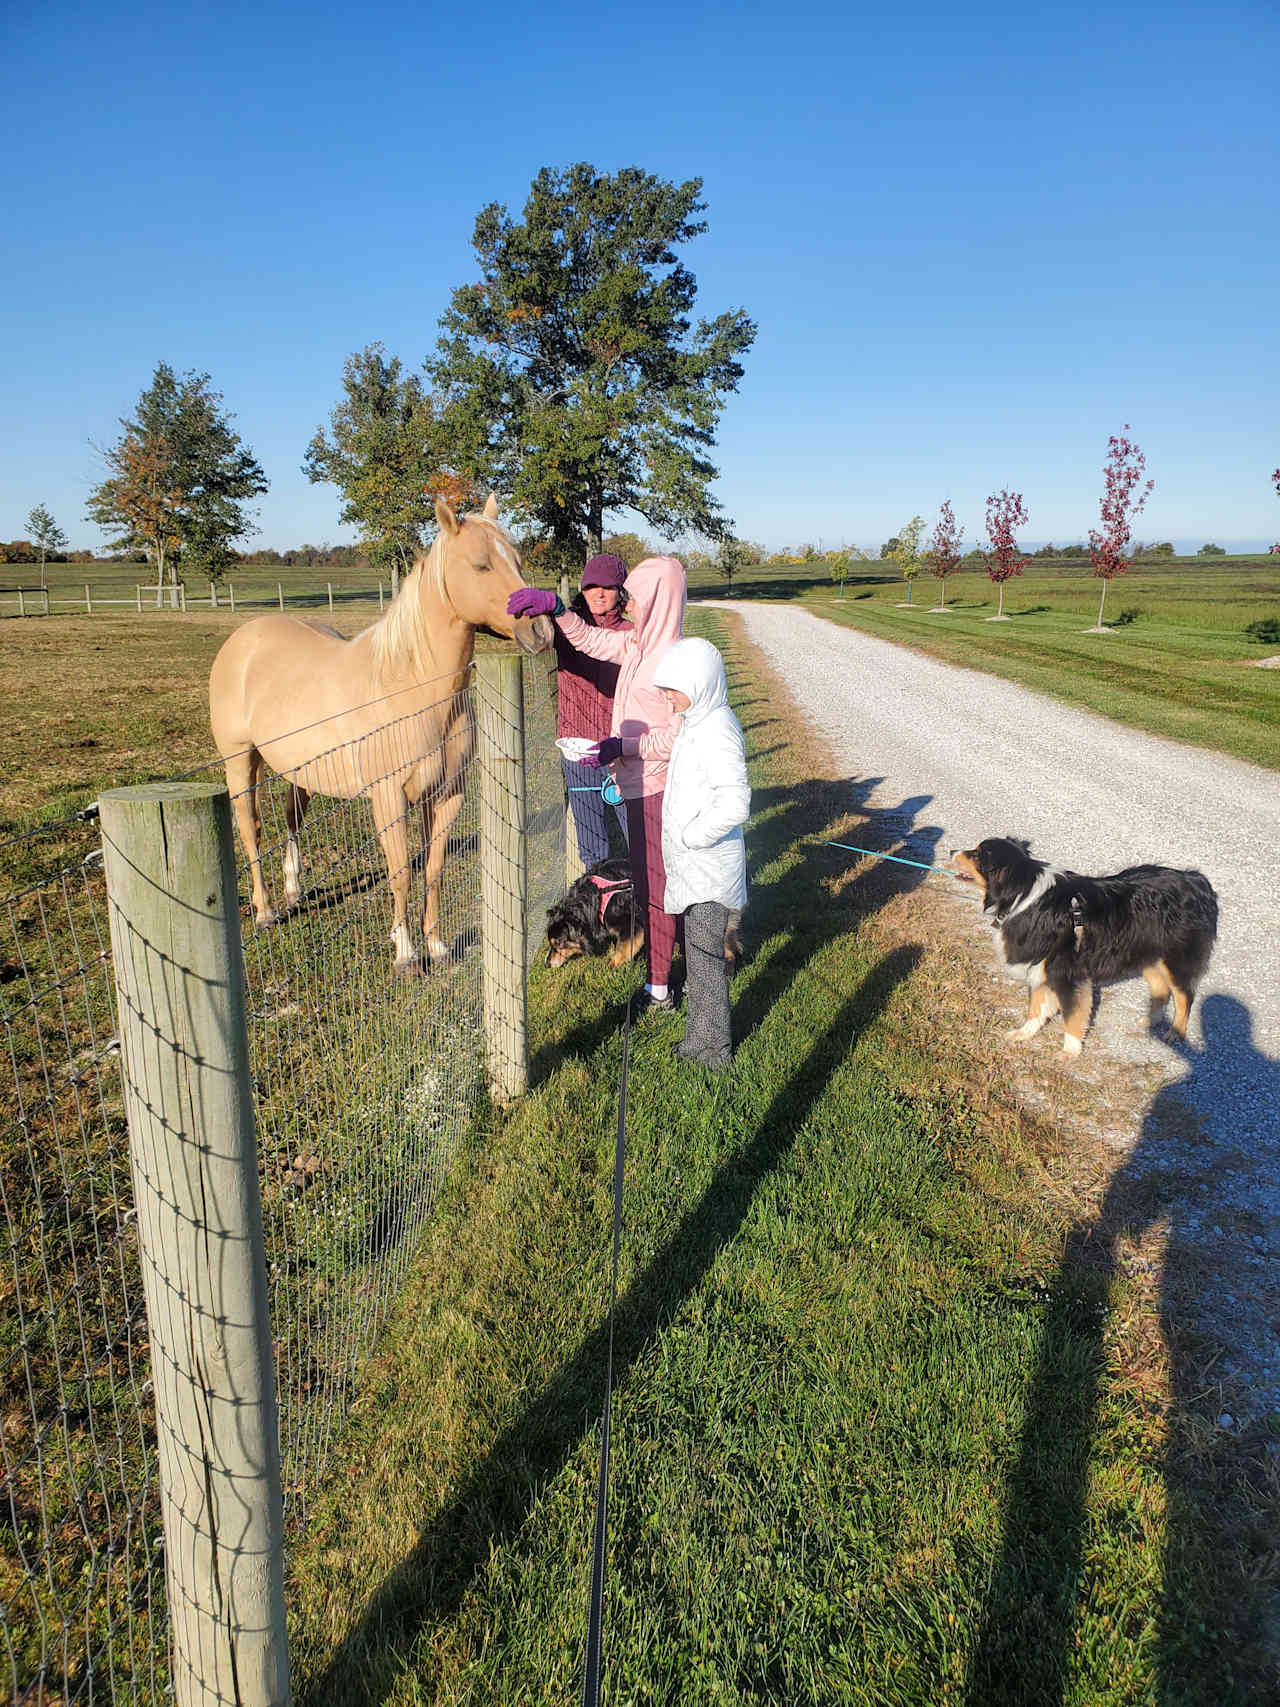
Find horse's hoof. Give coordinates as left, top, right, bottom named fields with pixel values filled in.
left=394, top=957, right=424, bottom=978
left=425, top=938, right=451, bottom=964
left=254, top=909, right=277, bottom=928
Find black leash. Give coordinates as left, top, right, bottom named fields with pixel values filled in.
left=582, top=890, right=633, bottom=1707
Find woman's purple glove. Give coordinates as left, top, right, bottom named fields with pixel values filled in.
left=506, top=587, right=561, bottom=619
left=583, top=734, right=624, bottom=768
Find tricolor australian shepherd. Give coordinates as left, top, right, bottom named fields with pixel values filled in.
left=545, top=858, right=744, bottom=971
left=951, top=837, right=1218, bottom=1055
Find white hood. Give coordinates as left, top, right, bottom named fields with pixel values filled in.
left=651, top=637, right=729, bottom=726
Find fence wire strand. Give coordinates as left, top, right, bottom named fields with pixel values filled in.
left=0, top=648, right=561, bottom=1701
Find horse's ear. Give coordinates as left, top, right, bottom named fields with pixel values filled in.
left=482, top=491, right=499, bottom=521
left=435, top=495, right=460, bottom=536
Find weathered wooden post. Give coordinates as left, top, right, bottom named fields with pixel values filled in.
left=474, top=651, right=528, bottom=1103
left=277, top=582, right=284, bottom=611
left=18, top=590, right=26, bottom=617
left=378, top=581, right=385, bottom=612
left=210, top=579, right=218, bottom=609
left=136, top=584, right=143, bottom=613
left=43, top=588, right=50, bottom=616
left=327, top=582, right=334, bottom=614
left=85, top=584, right=92, bottom=614
left=229, top=581, right=236, bottom=612
left=99, top=783, right=290, bottom=1707
left=178, top=583, right=187, bottom=612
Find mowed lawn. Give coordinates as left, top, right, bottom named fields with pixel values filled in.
left=3, top=599, right=1277, bottom=1701
left=697, top=560, right=1280, bottom=772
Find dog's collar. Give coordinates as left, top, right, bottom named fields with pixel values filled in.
left=587, top=873, right=631, bottom=925
left=994, top=865, right=1065, bottom=925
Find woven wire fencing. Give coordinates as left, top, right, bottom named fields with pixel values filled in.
left=0, top=817, right=165, bottom=1706
left=0, top=648, right=561, bottom=1702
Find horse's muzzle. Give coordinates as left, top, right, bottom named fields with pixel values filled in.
left=514, top=614, right=554, bottom=654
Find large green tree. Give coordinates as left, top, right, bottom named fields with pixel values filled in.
left=304, top=343, right=467, bottom=595
left=430, top=164, right=756, bottom=558
left=26, top=504, right=68, bottom=590
left=87, top=364, right=266, bottom=602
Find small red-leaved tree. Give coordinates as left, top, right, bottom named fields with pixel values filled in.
left=925, top=499, right=964, bottom=610
left=984, top=490, right=1028, bottom=619
left=1087, top=426, right=1154, bottom=629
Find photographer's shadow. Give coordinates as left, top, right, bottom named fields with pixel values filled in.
left=968, top=994, right=1280, bottom=1703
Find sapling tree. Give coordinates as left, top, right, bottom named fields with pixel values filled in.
left=925, top=499, right=963, bottom=609
left=889, top=516, right=925, bottom=604
left=1271, top=467, right=1280, bottom=554
left=1087, top=426, right=1154, bottom=628
left=26, top=504, right=68, bottom=590
left=983, top=490, right=1028, bottom=619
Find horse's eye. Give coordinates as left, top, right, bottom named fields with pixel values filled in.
left=473, top=562, right=491, bottom=572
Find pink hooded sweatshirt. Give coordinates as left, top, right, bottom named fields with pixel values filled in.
left=553, top=555, right=686, bottom=800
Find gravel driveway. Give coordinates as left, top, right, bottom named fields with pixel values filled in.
left=722, top=601, right=1280, bottom=1415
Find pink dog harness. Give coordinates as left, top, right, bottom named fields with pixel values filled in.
left=587, top=873, right=631, bottom=924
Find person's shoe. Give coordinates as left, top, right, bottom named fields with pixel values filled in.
left=629, top=987, right=676, bottom=1020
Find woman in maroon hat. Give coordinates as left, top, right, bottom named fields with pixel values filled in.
left=556, top=553, right=632, bottom=866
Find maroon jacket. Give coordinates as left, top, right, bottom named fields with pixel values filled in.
left=554, top=601, right=632, bottom=743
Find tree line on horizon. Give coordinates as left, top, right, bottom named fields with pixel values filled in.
left=8, top=161, right=1278, bottom=598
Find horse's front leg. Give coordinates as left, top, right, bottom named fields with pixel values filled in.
left=283, top=783, right=310, bottom=910
left=371, top=783, right=418, bottom=971
left=419, top=785, right=467, bottom=962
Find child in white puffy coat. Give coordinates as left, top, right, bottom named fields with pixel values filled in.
left=651, top=637, right=751, bottom=1067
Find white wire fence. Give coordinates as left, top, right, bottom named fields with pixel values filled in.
left=0, top=648, right=561, bottom=1703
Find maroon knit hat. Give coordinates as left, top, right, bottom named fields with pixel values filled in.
left=581, top=553, right=627, bottom=589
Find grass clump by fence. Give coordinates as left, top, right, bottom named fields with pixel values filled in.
left=282, top=611, right=1278, bottom=1706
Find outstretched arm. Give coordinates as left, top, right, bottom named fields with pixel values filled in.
left=506, top=588, right=632, bottom=662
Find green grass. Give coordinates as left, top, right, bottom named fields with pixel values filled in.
left=692, top=559, right=1280, bottom=772
left=281, top=611, right=1277, bottom=1706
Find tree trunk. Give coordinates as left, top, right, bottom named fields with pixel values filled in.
left=587, top=495, right=603, bottom=557
left=155, top=544, right=165, bottom=609
left=1097, top=579, right=1108, bottom=627
left=39, top=551, right=47, bottom=591
left=997, top=580, right=1005, bottom=618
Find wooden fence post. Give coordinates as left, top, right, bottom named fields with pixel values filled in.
left=18, top=590, right=25, bottom=617
left=136, top=584, right=142, bottom=613
left=474, top=651, right=528, bottom=1103
left=179, top=583, right=187, bottom=612
left=327, top=582, right=334, bottom=614
left=229, top=581, right=236, bottom=612
left=43, top=588, right=50, bottom=616
left=85, top=584, right=92, bottom=614
left=210, top=579, right=218, bottom=609
left=277, top=582, right=284, bottom=610
left=99, top=782, right=291, bottom=1707
left=378, top=581, right=384, bottom=612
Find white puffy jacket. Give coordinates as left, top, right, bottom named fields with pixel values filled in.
left=651, top=638, right=750, bottom=914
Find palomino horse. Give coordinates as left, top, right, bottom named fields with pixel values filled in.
left=209, top=493, right=553, bottom=969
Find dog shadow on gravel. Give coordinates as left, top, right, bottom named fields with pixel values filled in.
left=968, top=993, right=1280, bottom=1704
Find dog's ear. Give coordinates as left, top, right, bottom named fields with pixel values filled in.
left=1007, top=837, right=1031, bottom=854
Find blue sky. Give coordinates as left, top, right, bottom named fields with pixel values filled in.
left=3, top=0, right=1276, bottom=555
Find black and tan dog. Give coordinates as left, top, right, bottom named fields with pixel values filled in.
left=545, top=858, right=744, bottom=971
left=951, top=836, right=1218, bottom=1055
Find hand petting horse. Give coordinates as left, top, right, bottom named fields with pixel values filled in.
left=209, top=493, right=552, bottom=971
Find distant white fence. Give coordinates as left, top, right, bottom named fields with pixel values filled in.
left=0, top=581, right=390, bottom=617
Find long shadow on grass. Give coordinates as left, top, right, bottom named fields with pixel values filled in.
left=967, top=994, right=1280, bottom=1704
left=532, top=771, right=942, bottom=1082
left=306, top=966, right=924, bottom=1701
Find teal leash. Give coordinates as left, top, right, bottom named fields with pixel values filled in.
left=815, top=838, right=951, bottom=874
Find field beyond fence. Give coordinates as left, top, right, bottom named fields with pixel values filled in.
left=0, top=650, right=560, bottom=1703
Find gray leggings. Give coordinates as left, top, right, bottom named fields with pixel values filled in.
left=679, top=901, right=732, bottom=1065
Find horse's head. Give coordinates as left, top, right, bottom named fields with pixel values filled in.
left=434, top=493, right=553, bottom=655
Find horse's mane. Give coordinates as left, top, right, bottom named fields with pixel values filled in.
left=365, top=516, right=518, bottom=685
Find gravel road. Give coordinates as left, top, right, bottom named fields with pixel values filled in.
left=722, top=601, right=1280, bottom=1416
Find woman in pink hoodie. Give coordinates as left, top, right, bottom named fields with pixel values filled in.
left=508, top=556, right=686, bottom=1014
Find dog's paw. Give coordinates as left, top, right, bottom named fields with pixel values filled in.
left=1061, top=1035, right=1083, bottom=1057
left=1006, top=1021, right=1041, bottom=1042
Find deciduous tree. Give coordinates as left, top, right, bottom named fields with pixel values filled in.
left=924, top=500, right=963, bottom=609
left=1087, top=427, right=1154, bottom=628
left=87, top=364, right=266, bottom=603
left=430, top=163, right=756, bottom=558
left=983, top=490, right=1028, bottom=620
left=304, top=343, right=467, bottom=596
left=25, top=504, right=67, bottom=589
left=716, top=536, right=761, bottom=591
left=888, top=516, right=925, bottom=604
